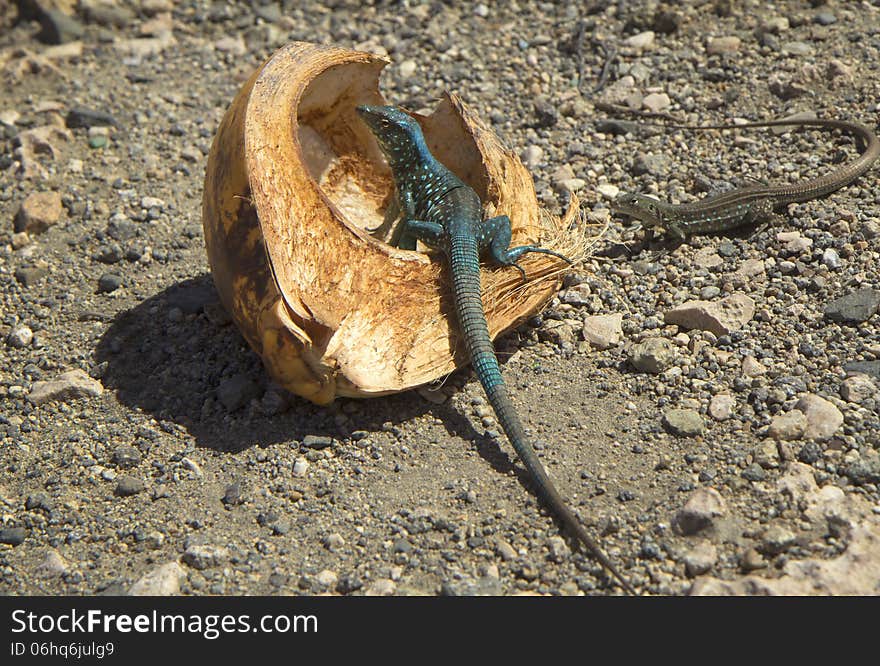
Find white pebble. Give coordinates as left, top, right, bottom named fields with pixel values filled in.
left=560, top=178, right=586, bottom=192
left=597, top=183, right=620, bottom=199
left=141, top=196, right=165, bottom=210
left=642, top=92, right=671, bottom=112
left=822, top=248, right=841, bottom=269
left=625, top=31, right=655, bottom=50
left=398, top=59, right=417, bottom=78
left=521, top=145, right=543, bottom=168
left=6, top=325, right=33, bottom=348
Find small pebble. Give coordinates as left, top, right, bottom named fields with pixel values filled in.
left=642, top=92, right=671, bottom=112
left=129, top=562, right=185, bottom=595
left=0, top=527, right=26, bottom=546
left=683, top=542, right=717, bottom=577
left=629, top=337, right=675, bottom=374
left=675, top=488, right=726, bottom=535
left=115, top=475, right=145, bottom=496
left=625, top=31, right=655, bottom=50
left=6, top=325, right=34, bottom=348
left=596, top=183, right=620, bottom=199
left=708, top=394, right=735, bottom=421
left=706, top=36, right=741, bottom=54
left=663, top=409, right=704, bottom=437
left=98, top=273, right=123, bottom=293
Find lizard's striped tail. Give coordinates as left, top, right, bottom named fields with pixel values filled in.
left=447, top=234, right=635, bottom=595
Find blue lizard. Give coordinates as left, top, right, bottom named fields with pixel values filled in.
left=357, top=105, right=634, bottom=594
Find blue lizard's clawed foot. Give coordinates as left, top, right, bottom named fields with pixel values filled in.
left=509, top=262, right=527, bottom=281
left=494, top=245, right=573, bottom=279
left=481, top=215, right=572, bottom=279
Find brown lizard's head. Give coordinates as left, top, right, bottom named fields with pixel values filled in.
left=611, top=192, right=665, bottom=229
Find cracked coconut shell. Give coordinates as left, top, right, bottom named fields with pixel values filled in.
left=202, top=42, right=582, bottom=405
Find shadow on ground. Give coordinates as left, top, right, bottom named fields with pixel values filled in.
left=94, top=274, right=485, bottom=454
left=96, top=275, right=591, bottom=563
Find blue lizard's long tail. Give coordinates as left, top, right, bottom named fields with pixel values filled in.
left=447, top=233, right=635, bottom=594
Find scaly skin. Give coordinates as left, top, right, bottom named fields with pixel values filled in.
left=611, top=118, right=880, bottom=242
left=357, top=105, right=635, bottom=594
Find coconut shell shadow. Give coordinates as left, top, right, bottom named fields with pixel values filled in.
left=93, top=276, right=464, bottom=451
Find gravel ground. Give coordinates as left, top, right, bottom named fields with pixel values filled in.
left=1, top=0, right=879, bottom=596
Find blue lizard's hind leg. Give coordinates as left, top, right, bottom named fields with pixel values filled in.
left=482, top=215, right=572, bottom=280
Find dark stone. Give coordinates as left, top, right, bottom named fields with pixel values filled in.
left=111, top=446, right=141, bottom=469
left=759, top=32, right=780, bottom=50
left=742, top=463, right=767, bottom=482
left=257, top=511, right=279, bottom=527
left=253, top=3, right=282, bottom=22
left=717, top=242, right=737, bottom=257
left=222, top=482, right=243, bottom=506
left=260, top=389, right=289, bottom=416
left=14, top=266, right=48, bottom=287
left=268, top=572, right=288, bottom=588
left=652, top=9, right=680, bottom=34
left=96, top=580, right=129, bottom=595
left=97, top=273, right=122, bottom=293
left=824, top=289, right=880, bottom=324
left=393, top=538, right=412, bottom=554
left=302, top=435, right=334, bottom=449
left=639, top=540, right=664, bottom=560
left=217, top=373, right=260, bottom=411
left=95, top=244, right=124, bottom=264
left=81, top=3, right=134, bottom=28
left=66, top=108, right=121, bottom=129
left=797, top=442, right=822, bottom=464
left=773, top=375, right=809, bottom=396
left=30, top=6, right=84, bottom=45
left=25, top=492, right=53, bottom=512
left=843, top=360, right=880, bottom=381
left=270, top=520, right=290, bottom=536
left=843, top=458, right=880, bottom=485
left=106, top=218, right=137, bottom=241
left=595, top=118, right=638, bottom=135
left=115, top=475, right=145, bottom=496
left=0, top=527, right=26, bottom=546
left=533, top=98, right=558, bottom=128
left=125, top=245, right=145, bottom=262
left=336, top=575, right=363, bottom=594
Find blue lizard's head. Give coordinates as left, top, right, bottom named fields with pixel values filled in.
left=356, top=105, right=428, bottom=165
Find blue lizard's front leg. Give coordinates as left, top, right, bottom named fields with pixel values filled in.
left=393, top=189, right=420, bottom=250
left=481, top=215, right=572, bottom=280
left=399, top=219, right=444, bottom=249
